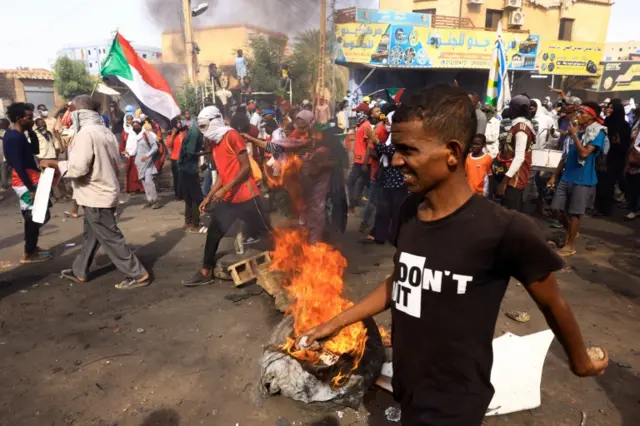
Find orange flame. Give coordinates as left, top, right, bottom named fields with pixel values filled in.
left=378, top=326, right=392, bottom=347
left=271, top=228, right=368, bottom=386
left=265, top=155, right=304, bottom=216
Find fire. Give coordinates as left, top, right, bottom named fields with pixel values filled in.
left=271, top=228, right=368, bottom=387
left=265, top=155, right=304, bottom=215
left=378, top=326, right=392, bottom=347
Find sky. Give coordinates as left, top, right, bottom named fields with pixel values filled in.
left=0, top=0, right=636, bottom=70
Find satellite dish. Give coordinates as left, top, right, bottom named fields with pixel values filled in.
left=192, top=2, right=209, bottom=17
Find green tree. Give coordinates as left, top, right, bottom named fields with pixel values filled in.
left=247, top=34, right=288, bottom=95
left=53, top=57, right=96, bottom=100
left=286, top=29, right=346, bottom=105
left=175, top=82, right=198, bottom=116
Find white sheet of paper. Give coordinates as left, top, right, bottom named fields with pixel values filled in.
left=375, top=330, right=555, bottom=417
left=32, top=167, right=54, bottom=224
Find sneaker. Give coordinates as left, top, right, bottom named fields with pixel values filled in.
left=141, top=202, right=153, bottom=209
left=151, top=202, right=163, bottom=210
left=243, top=237, right=260, bottom=245
left=20, top=252, right=53, bottom=264
left=183, top=270, right=215, bottom=287
left=625, top=212, right=637, bottom=221
left=549, top=220, right=563, bottom=229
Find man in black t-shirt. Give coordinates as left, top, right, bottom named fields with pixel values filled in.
left=300, top=85, right=608, bottom=425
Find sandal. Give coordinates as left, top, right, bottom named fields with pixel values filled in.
left=506, top=311, right=531, bottom=323
left=557, top=247, right=577, bottom=257
left=115, top=275, right=151, bottom=290
left=60, top=269, right=86, bottom=284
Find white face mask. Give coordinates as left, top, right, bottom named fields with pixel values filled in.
left=40, top=110, right=49, bottom=118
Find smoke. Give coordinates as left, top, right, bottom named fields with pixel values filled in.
left=144, top=0, right=324, bottom=34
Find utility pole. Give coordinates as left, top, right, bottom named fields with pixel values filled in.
left=330, top=0, right=337, bottom=114
left=182, top=0, right=196, bottom=85
left=318, top=0, right=327, bottom=97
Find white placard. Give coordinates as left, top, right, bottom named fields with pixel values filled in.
left=376, top=329, right=555, bottom=417
left=32, top=167, right=55, bottom=224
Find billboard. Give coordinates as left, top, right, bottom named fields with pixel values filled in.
left=385, top=26, right=539, bottom=70
left=334, top=23, right=390, bottom=65
left=355, top=8, right=432, bottom=27
left=537, top=40, right=604, bottom=76
left=599, top=61, right=640, bottom=92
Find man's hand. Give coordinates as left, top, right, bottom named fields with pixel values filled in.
left=496, top=180, right=508, bottom=197
left=572, top=348, right=609, bottom=377
left=140, top=156, right=149, bottom=162
left=297, top=321, right=342, bottom=349
left=568, top=121, right=578, bottom=136
left=547, top=175, right=557, bottom=190
left=39, top=159, right=58, bottom=169
left=210, top=187, right=228, bottom=203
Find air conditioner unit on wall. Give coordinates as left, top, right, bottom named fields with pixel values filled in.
left=509, top=11, right=525, bottom=26
left=505, top=0, right=523, bottom=8
left=467, top=0, right=485, bottom=4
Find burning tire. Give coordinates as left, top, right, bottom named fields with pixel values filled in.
left=260, top=315, right=385, bottom=408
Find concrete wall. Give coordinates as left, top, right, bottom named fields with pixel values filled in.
left=378, top=0, right=612, bottom=43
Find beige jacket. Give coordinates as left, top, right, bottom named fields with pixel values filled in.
left=35, top=130, right=58, bottom=159
left=58, top=124, right=121, bottom=208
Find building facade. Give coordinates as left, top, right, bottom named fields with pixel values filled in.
left=57, top=41, right=162, bottom=75
left=379, top=0, right=612, bottom=44
left=604, top=41, right=640, bottom=61
left=0, top=69, right=63, bottom=113
left=161, top=24, right=288, bottom=84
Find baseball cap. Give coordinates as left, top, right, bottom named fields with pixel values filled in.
left=509, top=95, right=530, bottom=112
left=363, top=96, right=371, bottom=103
left=353, top=103, right=370, bottom=113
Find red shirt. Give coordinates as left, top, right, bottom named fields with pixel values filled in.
left=354, top=121, right=373, bottom=164
left=167, top=131, right=186, bottom=161
left=212, top=130, right=259, bottom=203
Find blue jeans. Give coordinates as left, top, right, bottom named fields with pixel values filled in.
left=361, top=180, right=380, bottom=227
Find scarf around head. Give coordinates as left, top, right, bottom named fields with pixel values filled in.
left=198, top=106, right=231, bottom=144
left=71, top=109, right=104, bottom=133
left=356, top=111, right=368, bottom=126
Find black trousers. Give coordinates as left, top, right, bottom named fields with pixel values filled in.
left=22, top=208, right=50, bottom=255
left=202, top=197, right=271, bottom=269
left=626, top=173, right=640, bottom=213
left=501, top=186, right=524, bottom=212
left=347, top=163, right=369, bottom=209
left=180, top=172, right=203, bottom=227
left=327, top=187, right=348, bottom=234
left=171, top=160, right=181, bottom=199
left=372, top=186, right=407, bottom=243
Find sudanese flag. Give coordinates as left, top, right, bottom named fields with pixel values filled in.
left=100, top=33, right=180, bottom=129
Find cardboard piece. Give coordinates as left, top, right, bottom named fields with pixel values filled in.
left=32, top=167, right=55, bottom=224
left=376, top=330, right=555, bottom=417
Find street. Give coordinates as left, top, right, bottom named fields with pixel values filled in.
left=0, top=184, right=639, bottom=426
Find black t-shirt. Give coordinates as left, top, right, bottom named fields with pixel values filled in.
left=391, top=194, right=564, bottom=426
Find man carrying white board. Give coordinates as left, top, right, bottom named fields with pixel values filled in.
left=3, top=102, right=52, bottom=264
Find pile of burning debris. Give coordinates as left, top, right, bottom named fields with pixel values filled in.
left=259, top=229, right=385, bottom=408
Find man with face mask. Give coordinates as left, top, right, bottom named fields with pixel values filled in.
left=182, top=106, right=270, bottom=287
left=131, top=119, right=162, bottom=209
left=3, top=102, right=52, bottom=264
left=39, top=95, right=150, bottom=290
